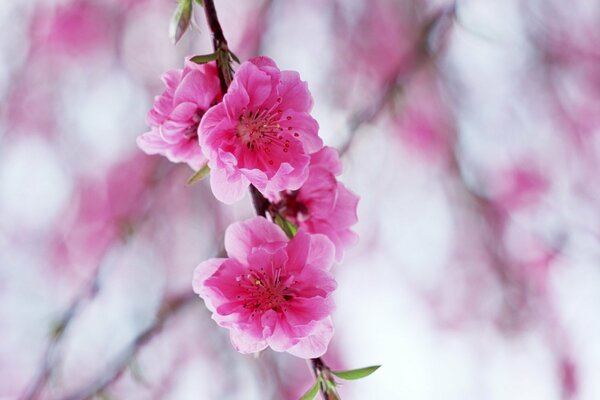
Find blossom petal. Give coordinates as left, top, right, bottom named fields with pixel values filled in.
left=224, top=217, right=288, bottom=264
left=174, top=69, right=220, bottom=109
left=209, top=161, right=248, bottom=204
left=310, top=146, right=343, bottom=175
left=286, top=317, right=334, bottom=358
left=192, top=258, right=227, bottom=311
left=277, top=70, right=313, bottom=112
left=230, top=329, right=269, bottom=354
left=306, top=233, right=336, bottom=269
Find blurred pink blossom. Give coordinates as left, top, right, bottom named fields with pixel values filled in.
left=199, top=57, right=322, bottom=204
left=29, top=0, right=115, bottom=58
left=393, top=71, right=453, bottom=162
left=193, top=217, right=336, bottom=358
left=274, top=147, right=359, bottom=262
left=137, top=60, right=221, bottom=170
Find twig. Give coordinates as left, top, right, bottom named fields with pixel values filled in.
left=203, top=0, right=232, bottom=92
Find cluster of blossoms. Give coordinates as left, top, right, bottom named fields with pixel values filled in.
left=138, top=56, right=358, bottom=358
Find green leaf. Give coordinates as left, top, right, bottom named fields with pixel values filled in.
left=299, top=380, right=320, bottom=400
left=229, top=50, right=241, bottom=64
left=186, top=164, right=210, bottom=185
left=194, top=0, right=204, bottom=6
left=331, top=365, right=381, bottom=380
left=274, top=214, right=298, bottom=239
left=190, top=52, right=218, bottom=64
left=169, top=0, right=193, bottom=44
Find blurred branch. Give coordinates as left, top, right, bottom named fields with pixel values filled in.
left=20, top=267, right=102, bottom=400
left=338, top=3, right=456, bottom=157
left=59, top=291, right=197, bottom=400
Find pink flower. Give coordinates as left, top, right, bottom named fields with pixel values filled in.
left=274, top=147, right=359, bottom=262
left=137, top=60, right=221, bottom=170
left=193, top=216, right=336, bottom=358
left=199, top=57, right=322, bottom=204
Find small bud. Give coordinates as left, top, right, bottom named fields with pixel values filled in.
left=169, top=0, right=193, bottom=44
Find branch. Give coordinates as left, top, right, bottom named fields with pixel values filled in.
left=59, top=291, right=197, bottom=400
left=203, top=0, right=232, bottom=92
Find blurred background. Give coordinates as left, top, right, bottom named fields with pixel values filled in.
left=2, top=0, right=600, bottom=398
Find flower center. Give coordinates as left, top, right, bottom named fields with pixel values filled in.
left=276, top=190, right=310, bottom=223
left=183, top=109, right=204, bottom=139
left=236, top=266, right=295, bottom=316
left=235, top=98, right=295, bottom=165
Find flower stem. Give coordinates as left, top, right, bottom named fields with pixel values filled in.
left=310, top=357, right=340, bottom=400
left=202, top=0, right=232, bottom=92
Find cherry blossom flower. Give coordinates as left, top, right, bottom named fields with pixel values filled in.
left=193, top=216, right=336, bottom=358
left=274, top=147, right=359, bottom=262
left=137, top=60, right=221, bottom=170
left=199, top=56, right=322, bottom=204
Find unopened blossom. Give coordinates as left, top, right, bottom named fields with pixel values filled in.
left=193, top=216, right=336, bottom=358
left=199, top=56, right=322, bottom=204
left=137, top=60, right=220, bottom=170
left=274, top=147, right=359, bottom=262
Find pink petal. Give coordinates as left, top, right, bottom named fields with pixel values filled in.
left=286, top=230, right=310, bottom=273
left=279, top=111, right=321, bottom=153
left=286, top=297, right=335, bottom=326
left=173, top=69, right=220, bottom=109
left=137, top=129, right=170, bottom=153
left=192, top=258, right=227, bottom=311
left=332, top=183, right=360, bottom=228
left=227, top=61, right=272, bottom=113
left=277, top=70, right=313, bottom=112
left=230, top=329, right=269, bottom=354
left=306, top=233, right=336, bottom=270
left=310, top=146, right=343, bottom=175
left=224, top=217, right=288, bottom=265
left=286, top=317, right=334, bottom=358
left=299, top=166, right=338, bottom=218
left=209, top=160, right=248, bottom=204
left=267, top=316, right=300, bottom=352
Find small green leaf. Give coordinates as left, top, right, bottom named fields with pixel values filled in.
left=299, top=380, right=320, bottom=400
left=331, top=365, right=381, bottom=380
left=229, top=50, right=241, bottom=64
left=274, top=214, right=298, bottom=239
left=190, top=52, right=218, bottom=64
left=186, top=164, right=210, bottom=185
left=169, top=0, right=193, bottom=44
left=194, top=0, right=204, bottom=6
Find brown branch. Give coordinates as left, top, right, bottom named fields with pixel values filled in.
left=203, top=0, right=232, bottom=92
